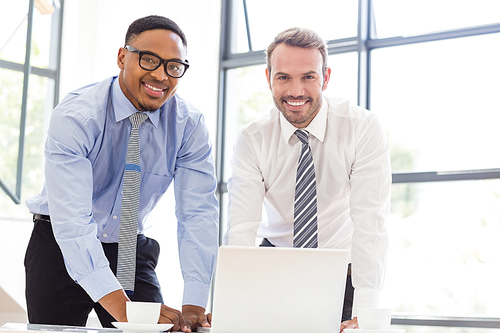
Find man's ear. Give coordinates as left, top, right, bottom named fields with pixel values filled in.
left=265, top=68, right=272, bottom=90
left=322, top=67, right=332, bottom=91
left=117, top=47, right=126, bottom=70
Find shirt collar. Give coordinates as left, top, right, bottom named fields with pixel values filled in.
left=112, top=78, right=160, bottom=128
left=280, top=97, right=327, bottom=144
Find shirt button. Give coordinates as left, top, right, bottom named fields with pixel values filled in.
left=103, top=234, right=108, bottom=238
left=113, top=215, right=118, bottom=219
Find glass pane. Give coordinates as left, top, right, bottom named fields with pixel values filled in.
left=0, top=73, right=54, bottom=213
left=233, top=0, right=250, bottom=54
left=371, top=33, right=500, bottom=172
left=324, top=52, right=358, bottom=105
left=0, top=69, right=24, bottom=195
left=373, top=0, right=500, bottom=39
left=0, top=1, right=29, bottom=64
left=23, top=75, right=54, bottom=199
left=31, top=0, right=58, bottom=69
left=223, top=64, right=274, bottom=182
left=387, top=180, right=500, bottom=317
left=241, top=0, right=357, bottom=52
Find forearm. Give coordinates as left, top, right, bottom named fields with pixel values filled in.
left=98, top=289, right=130, bottom=322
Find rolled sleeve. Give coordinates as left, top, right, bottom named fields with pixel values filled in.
left=77, top=265, right=123, bottom=302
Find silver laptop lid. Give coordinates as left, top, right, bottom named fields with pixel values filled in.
left=211, top=246, right=349, bottom=333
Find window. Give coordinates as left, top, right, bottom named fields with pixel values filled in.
left=233, top=0, right=358, bottom=53
left=372, top=33, right=500, bottom=172
left=0, top=0, right=63, bottom=311
left=0, top=0, right=63, bottom=206
left=216, top=0, right=500, bottom=330
left=372, top=0, right=500, bottom=39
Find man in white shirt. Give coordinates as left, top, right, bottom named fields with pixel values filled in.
left=224, top=27, right=391, bottom=332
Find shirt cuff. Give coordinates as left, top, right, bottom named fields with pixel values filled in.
left=182, top=281, right=211, bottom=309
left=77, top=265, right=123, bottom=302
left=351, top=288, right=383, bottom=318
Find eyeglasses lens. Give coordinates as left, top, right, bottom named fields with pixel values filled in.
left=139, top=53, right=185, bottom=78
left=165, top=62, right=186, bottom=78
left=139, top=54, right=161, bottom=71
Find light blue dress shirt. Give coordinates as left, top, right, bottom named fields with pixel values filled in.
left=26, top=76, right=219, bottom=307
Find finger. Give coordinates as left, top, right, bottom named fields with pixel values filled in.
left=339, top=319, right=357, bottom=333
left=178, top=311, right=188, bottom=332
left=184, top=320, right=192, bottom=333
left=159, top=307, right=181, bottom=331
left=207, top=313, right=212, bottom=325
left=160, top=314, right=179, bottom=331
left=198, top=313, right=210, bottom=327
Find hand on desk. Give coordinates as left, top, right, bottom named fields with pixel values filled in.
left=159, top=304, right=211, bottom=332
left=98, top=290, right=208, bottom=332
left=340, top=317, right=358, bottom=332
left=181, top=305, right=211, bottom=333
left=159, top=304, right=185, bottom=331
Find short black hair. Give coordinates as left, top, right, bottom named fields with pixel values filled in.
left=125, top=15, right=187, bottom=48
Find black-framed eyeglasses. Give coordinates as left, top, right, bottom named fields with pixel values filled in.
left=124, top=45, right=189, bottom=78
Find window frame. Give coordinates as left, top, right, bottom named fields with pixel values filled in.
left=0, top=0, right=64, bottom=204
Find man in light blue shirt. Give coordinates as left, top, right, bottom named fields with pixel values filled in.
left=25, top=15, right=218, bottom=332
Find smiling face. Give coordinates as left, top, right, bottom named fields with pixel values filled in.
left=266, top=44, right=331, bottom=128
left=117, top=29, right=187, bottom=111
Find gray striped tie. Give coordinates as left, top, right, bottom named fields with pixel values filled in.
left=293, top=130, right=318, bottom=248
left=116, top=112, right=148, bottom=293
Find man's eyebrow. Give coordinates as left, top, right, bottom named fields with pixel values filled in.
left=140, top=49, right=186, bottom=62
left=273, top=70, right=319, bottom=76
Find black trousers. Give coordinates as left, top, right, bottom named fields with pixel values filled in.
left=25, top=219, right=163, bottom=328
left=260, top=238, right=354, bottom=322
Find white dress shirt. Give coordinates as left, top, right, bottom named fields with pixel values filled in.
left=225, top=96, right=391, bottom=315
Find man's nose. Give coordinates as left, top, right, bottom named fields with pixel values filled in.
left=287, top=79, right=306, bottom=97
left=150, top=64, right=169, bottom=81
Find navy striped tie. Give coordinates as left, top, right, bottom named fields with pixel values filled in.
left=293, top=130, right=318, bottom=248
left=116, top=112, right=148, bottom=293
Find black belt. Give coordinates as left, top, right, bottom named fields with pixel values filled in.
left=33, top=214, right=51, bottom=223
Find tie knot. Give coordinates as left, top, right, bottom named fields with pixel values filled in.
left=129, top=113, right=149, bottom=128
left=294, top=129, right=309, bottom=145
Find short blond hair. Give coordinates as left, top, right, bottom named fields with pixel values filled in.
left=265, top=27, right=328, bottom=76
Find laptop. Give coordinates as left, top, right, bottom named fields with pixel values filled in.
left=210, top=246, right=349, bottom=333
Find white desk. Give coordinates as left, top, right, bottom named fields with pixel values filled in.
left=1, top=323, right=189, bottom=333
left=0, top=323, right=120, bottom=333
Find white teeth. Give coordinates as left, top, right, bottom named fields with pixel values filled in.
left=145, top=83, right=163, bottom=92
left=287, top=101, right=306, bottom=106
